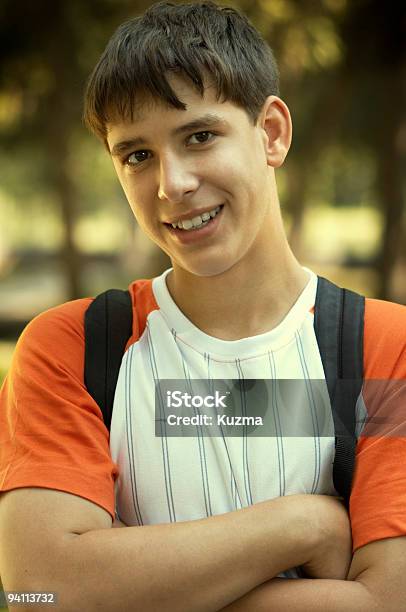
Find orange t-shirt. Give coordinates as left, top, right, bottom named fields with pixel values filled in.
left=0, top=297, right=119, bottom=517
left=349, top=297, right=406, bottom=550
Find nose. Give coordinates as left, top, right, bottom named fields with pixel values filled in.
left=157, top=154, right=199, bottom=203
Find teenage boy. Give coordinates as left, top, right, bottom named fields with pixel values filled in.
left=0, top=2, right=405, bottom=611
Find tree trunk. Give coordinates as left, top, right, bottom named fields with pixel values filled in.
left=374, top=70, right=405, bottom=300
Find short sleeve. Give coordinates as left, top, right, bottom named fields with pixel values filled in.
left=350, top=298, right=406, bottom=551
left=0, top=298, right=119, bottom=520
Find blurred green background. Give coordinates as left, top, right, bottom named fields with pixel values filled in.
left=0, top=0, right=405, bottom=603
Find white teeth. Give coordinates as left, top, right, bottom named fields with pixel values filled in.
left=181, top=219, right=194, bottom=230
left=172, top=205, right=221, bottom=230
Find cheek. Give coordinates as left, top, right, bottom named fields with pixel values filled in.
left=120, top=177, right=138, bottom=208
left=215, top=137, right=263, bottom=183
left=115, top=170, right=135, bottom=208
left=115, top=167, right=162, bottom=237
left=214, top=153, right=259, bottom=206
left=127, top=199, right=150, bottom=230
left=124, top=188, right=163, bottom=243
left=119, top=178, right=149, bottom=221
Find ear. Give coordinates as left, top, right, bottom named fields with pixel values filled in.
left=258, top=96, right=292, bottom=168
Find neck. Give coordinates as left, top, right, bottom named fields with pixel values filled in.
left=166, top=235, right=309, bottom=342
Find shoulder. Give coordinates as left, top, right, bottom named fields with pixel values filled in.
left=363, top=297, right=406, bottom=379
left=22, top=297, right=93, bottom=339
left=364, top=297, right=405, bottom=336
left=13, top=298, right=94, bottom=381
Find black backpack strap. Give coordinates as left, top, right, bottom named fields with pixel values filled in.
left=314, top=276, right=365, bottom=507
left=84, top=289, right=133, bottom=433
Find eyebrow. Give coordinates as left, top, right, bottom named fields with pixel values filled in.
left=109, top=113, right=227, bottom=156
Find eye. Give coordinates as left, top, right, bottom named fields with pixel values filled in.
left=188, top=131, right=215, bottom=145
left=125, top=150, right=151, bottom=166
left=122, top=131, right=215, bottom=167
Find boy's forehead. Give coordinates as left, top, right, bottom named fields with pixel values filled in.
left=106, top=75, right=250, bottom=145
left=108, top=74, right=221, bottom=127
left=107, top=105, right=231, bottom=154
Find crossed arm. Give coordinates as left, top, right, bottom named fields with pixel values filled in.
left=112, top=517, right=406, bottom=612
left=220, top=537, right=406, bottom=612
left=111, top=506, right=406, bottom=612
left=1, top=489, right=405, bottom=611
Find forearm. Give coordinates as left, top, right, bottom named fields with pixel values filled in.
left=56, top=496, right=319, bottom=612
left=220, top=578, right=378, bottom=612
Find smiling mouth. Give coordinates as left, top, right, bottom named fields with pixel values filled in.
left=165, top=205, right=224, bottom=231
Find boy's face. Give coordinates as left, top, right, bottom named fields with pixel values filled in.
left=107, top=75, right=279, bottom=278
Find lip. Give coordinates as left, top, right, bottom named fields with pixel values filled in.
left=165, top=205, right=224, bottom=244
left=162, top=205, right=222, bottom=225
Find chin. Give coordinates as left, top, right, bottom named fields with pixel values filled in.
left=175, top=255, right=239, bottom=279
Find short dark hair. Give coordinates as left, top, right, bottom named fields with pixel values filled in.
left=83, top=1, right=279, bottom=145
